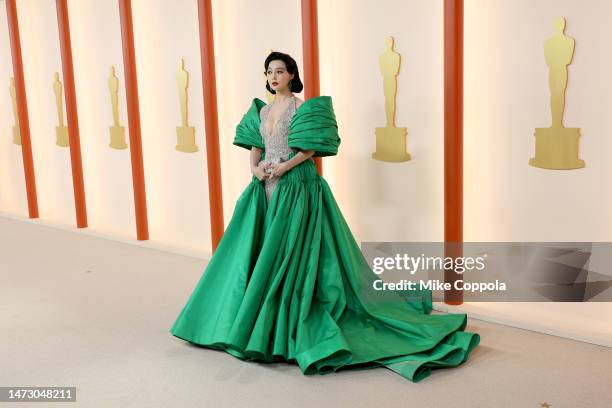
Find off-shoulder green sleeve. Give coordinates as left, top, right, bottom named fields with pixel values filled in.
left=288, top=96, right=341, bottom=157
left=233, top=98, right=266, bottom=150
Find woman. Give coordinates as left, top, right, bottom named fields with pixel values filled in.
left=170, top=51, right=480, bottom=382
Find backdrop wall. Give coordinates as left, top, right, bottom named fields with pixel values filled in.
left=0, top=0, right=609, bottom=345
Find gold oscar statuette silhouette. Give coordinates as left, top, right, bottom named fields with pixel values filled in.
left=9, top=77, right=20, bottom=145
left=265, top=49, right=275, bottom=104
left=529, top=17, right=584, bottom=170
left=372, top=36, right=411, bottom=162
left=176, top=58, right=198, bottom=153
left=53, top=72, right=69, bottom=147
left=108, top=66, right=127, bottom=149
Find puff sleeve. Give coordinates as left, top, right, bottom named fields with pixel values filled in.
left=233, top=98, right=266, bottom=150
left=288, top=96, right=341, bottom=157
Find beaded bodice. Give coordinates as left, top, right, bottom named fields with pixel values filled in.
left=258, top=96, right=298, bottom=202
left=259, top=96, right=297, bottom=164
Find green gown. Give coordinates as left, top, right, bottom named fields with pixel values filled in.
left=170, top=95, right=480, bottom=382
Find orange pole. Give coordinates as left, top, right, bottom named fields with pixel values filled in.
left=300, top=0, right=322, bottom=175
left=5, top=0, right=38, bottom=218
left=197, top=0, right=224, bottom=252
left=56, top=0, right=88, bottom=228
left=118, top=0, right=149, bottom=240
left=444, top=0, right=464, bottom=305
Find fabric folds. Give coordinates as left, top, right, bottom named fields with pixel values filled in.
left=288, top=96, right=341, bottom=157
left=232, top=96, right=341, bottom=157
left=233, top=98, right=267, bottom=150
left=170, top=151, right=480, bottom=382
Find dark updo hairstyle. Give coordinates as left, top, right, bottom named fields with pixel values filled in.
left=264, top=51, right=304, bottom=95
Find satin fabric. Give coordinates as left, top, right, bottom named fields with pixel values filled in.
left=170, top=97, right=480, bottom=382
left=234, top=96, right=341, bottom=157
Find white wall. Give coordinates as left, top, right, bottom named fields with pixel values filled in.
left=465, top=0, right=612, bottom=241
left=14, top=0, right=74, bottom=224
left=67, top=0, right=134, bottom=241
left=464, top=0, right=612, bottom=345
left=319, top=0, right=445, bottom=243
left=2, top=0, right=215, bottom=252
left=130, top=0, right=211, bottom=252
left=0, top=1, right=26, bottom=215
left=0, top=0, right=609, bottom=344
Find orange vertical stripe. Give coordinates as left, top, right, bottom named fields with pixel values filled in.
left=5, top=0, right=38, bottom=218
left=197, top=0, right=224, bottom=252
left=300, top=0, right=322, bottom=175
left=118, top=0, right=149, bottom=240
left=444, top=0, right=464, bottom=305
left=55, top=0, right=88, bottom=228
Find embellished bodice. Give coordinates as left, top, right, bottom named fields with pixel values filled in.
left=259, top=96, right=297, bottom=163
left=258, top=96, right=298, bottom=202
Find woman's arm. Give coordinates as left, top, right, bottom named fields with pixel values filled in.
left=250, top=147, right=262, bottom=170
left=250, top=147, right=268, bottom=180
left=284, top=150, right=315, bottom=171
left=269, top=149, right=315, bottom=178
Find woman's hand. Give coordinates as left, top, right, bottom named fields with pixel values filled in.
left=269, top=162, right=289, bottom=178
left=251, top=161, right=271, bottom=181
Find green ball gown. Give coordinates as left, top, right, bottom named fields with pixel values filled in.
left=170, top=95, right=480, bottom=382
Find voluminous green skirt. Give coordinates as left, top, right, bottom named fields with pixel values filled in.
left=170, top=157, right=480, bottom=382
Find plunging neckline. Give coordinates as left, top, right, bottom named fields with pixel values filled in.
left=264, top=96, right=295, bottom=137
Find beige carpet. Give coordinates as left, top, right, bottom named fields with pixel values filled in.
left=1, top=215, right=610, bottom=408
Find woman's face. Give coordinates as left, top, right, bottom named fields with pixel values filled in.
left=266, top=60, right=294, bottom=93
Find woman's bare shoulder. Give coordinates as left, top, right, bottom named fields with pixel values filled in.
left=295, top=97, right=304, bottom=108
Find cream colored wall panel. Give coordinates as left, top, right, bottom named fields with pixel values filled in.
left=132, top=0, right=211, bottom=252
left=465, top=0, right=612, bottom=242
left=18, top=0, right=75, bottom=224
left=67, top=0, right=135, bottom=239
left=464, top=0, right=612, bottom=343
left=319, top=0, right=444, bottom=244
left=0, top=3, right=27, bottom=215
